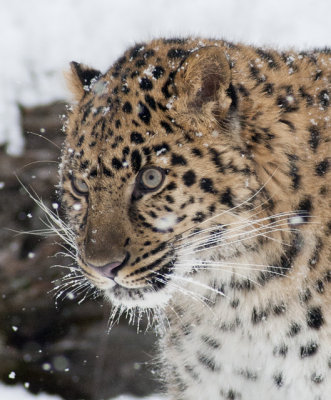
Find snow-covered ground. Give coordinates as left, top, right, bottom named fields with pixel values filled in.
left=0, top=382, right=164, bottom=400
left=1, top=0, right=331, bottom=155
left=1, top=0, right=331, bottom=398
left=1, top=384, right=165, bottom=400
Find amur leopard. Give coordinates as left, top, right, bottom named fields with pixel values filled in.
left=58, top=38, right=331, bottom=400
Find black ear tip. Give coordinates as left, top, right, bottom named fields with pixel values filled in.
left=70, top=61, right=102, bottom=87
left=70, top=61, right=80, bottom=70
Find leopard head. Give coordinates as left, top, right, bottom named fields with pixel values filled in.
left=60, top=41, right=263, bottom=310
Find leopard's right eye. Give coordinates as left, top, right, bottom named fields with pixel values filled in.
left=71, top=177, right=89, bottom=196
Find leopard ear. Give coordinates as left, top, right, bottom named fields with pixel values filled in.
left=178, top=46, right=232, bottom=119
left=66, top=61, right=102, bottom=100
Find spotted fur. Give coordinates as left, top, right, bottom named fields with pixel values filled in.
left=59, top=38, right=331, bottom=400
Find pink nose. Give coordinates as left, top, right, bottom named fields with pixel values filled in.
left=87, top=253, right=129, bottom=279
left=98, top=261, right=123, bottom=279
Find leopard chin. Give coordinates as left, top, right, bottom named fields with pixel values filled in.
left=103, top=283, right=173, bottom=310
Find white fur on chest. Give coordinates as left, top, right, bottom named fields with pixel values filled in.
left=159, top=281, right=330, bottom=400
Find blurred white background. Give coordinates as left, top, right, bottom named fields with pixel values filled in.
left=1, top=0, right=331, bottom=154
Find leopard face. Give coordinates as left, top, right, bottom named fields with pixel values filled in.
left=60, top=38, right=330, bottom=316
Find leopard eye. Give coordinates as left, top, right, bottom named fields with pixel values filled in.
left=71, top=177, right=89, bottom=195
left=139, top=167, right=164, bottom=191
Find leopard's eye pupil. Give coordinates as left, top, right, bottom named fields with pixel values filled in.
left=140, top=168, right=164, bottom=190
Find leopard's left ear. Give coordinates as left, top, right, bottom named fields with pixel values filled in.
left=177, top=46, right=232, bottom=119
left=66, top=61, right=102, bottom=100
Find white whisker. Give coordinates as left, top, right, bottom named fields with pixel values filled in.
left=173, top=211, right=301, bottom=251
left=176, top=263, right=290, bottom=280
left=177, top=222, right=296, bottom=256
left=151, top=273, right=217, bottom=315
left=172, top=170, right=280, bottom=244
left=170, top=274, right=227, bottom=298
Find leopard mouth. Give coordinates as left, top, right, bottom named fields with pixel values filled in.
left=77, top=249, right=176, bottom=307
left=102, top=260, right=176, bottom=308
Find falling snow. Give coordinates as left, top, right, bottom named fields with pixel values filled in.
left=8, top=372, right=16, bottom=380
left=42, top=363, right=52, bottom=372
left=143, top=65, right=156, bottom=77
left=289, top=215, right=305, bottom=226
left=155, top=213, right=178, bottom=231
left=156, top=148, right=168, bottom=156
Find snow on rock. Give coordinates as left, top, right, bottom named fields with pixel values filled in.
left=0, top=383, right=165, bottom=400
left=1, top=0, right=331, bottom=154
left=0, top=383, right=62, bottom=400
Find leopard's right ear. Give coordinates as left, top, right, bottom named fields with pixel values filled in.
left=176, top=46, right=232, bottom=121
left=66, top=61, right=102, bottom=100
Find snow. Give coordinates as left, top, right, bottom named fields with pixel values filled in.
left=289, top=215, right=305, bottom=226
left=1, top=0, right=331, bottom=155
left=0, top=383, right=164, bottom=400
left=8, top=372, right=16, bottom=380
left=155, top=213, right=178, bottom=231
left=72, top=203, right=82, bottom=211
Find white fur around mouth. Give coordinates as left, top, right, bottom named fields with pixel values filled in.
left=96, top=278, right=117, bottom=290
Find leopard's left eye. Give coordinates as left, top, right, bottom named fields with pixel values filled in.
left=71, top=177, right=89, bottom=195
left=139, top=167, right=164, bottom=191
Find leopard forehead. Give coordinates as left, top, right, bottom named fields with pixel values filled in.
left=65, top=44, right=186, bottom=174
left=64, top=39, right=223, bottom=168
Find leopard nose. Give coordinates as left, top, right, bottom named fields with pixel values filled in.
left=87, top=253, right=130, bottom=279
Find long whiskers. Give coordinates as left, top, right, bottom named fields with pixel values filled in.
left=17, top=176, right=77, bottom=249
left=174, top=210, right=313, bottom=250
left=175, top=219, right=295, bottom=256
left=150, top=272, right=218, bottom=315
left=176, top=261, right=291, bottom=280
left=170, top=168, right=280, bottom=244
left=26, top=130, right=61, bottom=149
